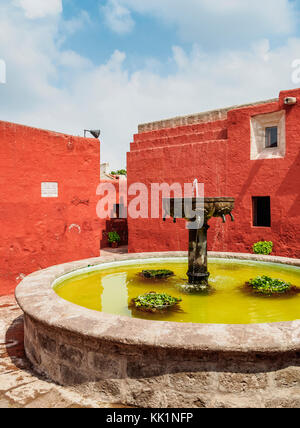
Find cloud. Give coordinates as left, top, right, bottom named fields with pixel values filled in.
left=101, top=0, right=134, bottom=34
left=15, top=0, right=62, bottom=19
left=58, top=50, right=93, bottom=69
left=1, top=0, right=300, bottom=171
left=116, top=0, right=297, bottom=48
left=63, top=10, right=91, bottom=36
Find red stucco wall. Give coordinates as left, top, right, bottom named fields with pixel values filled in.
left=127, top=89, right=300, bottom=258
left=0, top=121, right=101, bottom=295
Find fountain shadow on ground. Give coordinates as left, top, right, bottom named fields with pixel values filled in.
left=3, top=315, right=42, bottom=377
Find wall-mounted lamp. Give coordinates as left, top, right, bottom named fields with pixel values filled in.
left=84, top=129, right=101, bottom=139
left=284, top=97, right=297, bottom=105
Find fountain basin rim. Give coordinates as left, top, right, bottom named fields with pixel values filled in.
left=16, top=252, right=300, bottom=354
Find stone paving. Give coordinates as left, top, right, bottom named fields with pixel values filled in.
left=0, top=294, right=130, bottom=408
left=0, top=247, right=130, bottom=409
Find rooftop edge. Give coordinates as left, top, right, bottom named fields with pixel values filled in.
left=138, top=98, right=278, bottom=133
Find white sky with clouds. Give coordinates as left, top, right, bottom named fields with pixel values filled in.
left=1, top=0, right=300, bottom=169
left=16, top=0, right=62, bottom=18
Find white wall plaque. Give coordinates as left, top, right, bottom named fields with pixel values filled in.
left=41, top=182, right=58, bottom=198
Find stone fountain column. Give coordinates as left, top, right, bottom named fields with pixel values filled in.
left=187, top=224, right=210, bottom=286
left=164, top=196, right=235, bottom=292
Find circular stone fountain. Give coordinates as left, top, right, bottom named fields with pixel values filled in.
left=16, top=252, right=300, bottom=408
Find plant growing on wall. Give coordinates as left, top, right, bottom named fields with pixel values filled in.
left=246, top=276, right=297, bottom=295
left=253, top=241, right=273, bottom=255
left=111, top=169, right=127, bottom=176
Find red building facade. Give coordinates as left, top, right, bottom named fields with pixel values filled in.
left=0, top=121, right=101, bottom=295
left=127, top=88, right=300, bottom=258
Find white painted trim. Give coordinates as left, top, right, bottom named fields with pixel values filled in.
left=250, top=110, right=286, bottom=160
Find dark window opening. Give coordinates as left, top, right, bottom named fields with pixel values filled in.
left=252, top=197, right=271, bottom=227
left=114, top=204, right=120, bottom=218
left=113, top=203, right=126, bottom=218
left=265, top=126, right=278, bottom=148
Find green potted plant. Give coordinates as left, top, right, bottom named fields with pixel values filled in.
left=108, top=231, right=121, bottom=248
left=253, top=241, right=273, bottom=255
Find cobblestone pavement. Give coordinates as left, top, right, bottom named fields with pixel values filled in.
left=0, top=294, right=129, bottom=408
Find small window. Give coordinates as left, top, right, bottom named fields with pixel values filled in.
left=265, top=127, right=278, bottom=148
left=251, top=111, right=285, bottom=160
left=252, top=197, right=271, bottom=227
left=114, top=203, right=126, bottom=218
left=113, top=204, right=120, bottom=218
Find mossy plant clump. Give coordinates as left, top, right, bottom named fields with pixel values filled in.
left=130, top=292, right=182, bottom=313
left=178, top=282, right=214, bottom=295
left=253, top=241, right=273, bottom=255
left=140, top=269, right=174, bottom=280
left=246, top=276, right=298, bottom=296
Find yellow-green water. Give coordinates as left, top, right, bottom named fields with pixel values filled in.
left=54, top=259, right=300, bottom=324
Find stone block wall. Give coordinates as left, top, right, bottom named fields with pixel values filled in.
left=24, top=314, right=300, bottom=408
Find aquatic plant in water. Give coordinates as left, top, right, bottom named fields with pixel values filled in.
left=131, top=292, right=182, bottom=313
left=140, top=270, right=174, bottom=279
left=247, top=276, right=293, bottom=295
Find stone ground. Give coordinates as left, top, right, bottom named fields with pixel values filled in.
left=0, top=294, right=134, bottom=408
left=0, top=247, right=131, bottom=409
